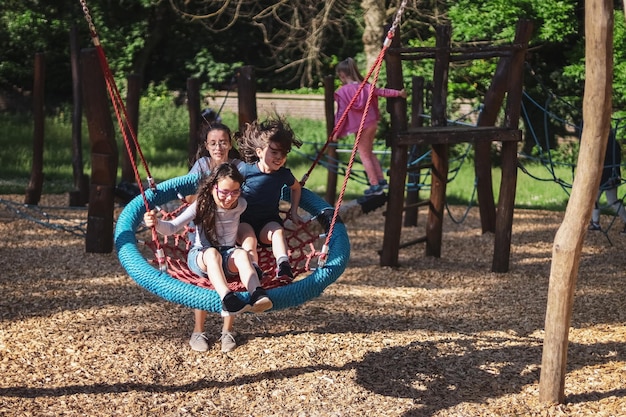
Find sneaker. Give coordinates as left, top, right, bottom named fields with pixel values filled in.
left=364, top=184, right=384, bottom=196
left=588, top=221, right=601, bottom=231
left=189, top=332, right=209, bottom=352
left=249, top=287, right=273, bottom=313
left=220, top=331, right=237, bottom=353
left=379, top=179, right=389, bottom=189
left=276, top=261, right=294, bottom=281
left=221, top=292, right=251, bottom=317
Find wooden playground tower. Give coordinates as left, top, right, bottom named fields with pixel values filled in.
left=380, top=20, right=533, bottom=273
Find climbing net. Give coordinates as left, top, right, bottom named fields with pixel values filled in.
left=0, top=197, right=88, bottom=237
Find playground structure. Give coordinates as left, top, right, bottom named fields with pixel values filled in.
left=20, top=19, right=586, bottom=275
left=379, top=20, right=532, bottom=273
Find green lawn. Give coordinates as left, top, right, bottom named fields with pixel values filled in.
left=0, top=109, right=577, bottom=211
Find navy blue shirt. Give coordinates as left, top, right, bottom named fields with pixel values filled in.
left=237, top=161, right=296, bottom=222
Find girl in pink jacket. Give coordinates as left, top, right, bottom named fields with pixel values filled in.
left=332, top=57, right=407, bottom=196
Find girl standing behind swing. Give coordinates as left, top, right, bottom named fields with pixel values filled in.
left=186, top=121, right=261, bottom=353
left=331, top=57, right=407, bottom=196
left=144, top=163, right=271, bottom=352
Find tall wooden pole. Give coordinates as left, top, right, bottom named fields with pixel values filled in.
left=491, top=19, right=533, bottom=273
left=69, top=25, right=89, bottom=207
left=187, top=77, right=201, bottom=167
left=381, top=24, right=408, bottom=267
left=121, top=73, right=141, bottom=182
left=81, top=48, right=118, bottom=254
left=404, top=76, right=425, bottom=228
left=539, top=0, right=613, bottom=403
left=237, top=66, right=257, bottom=130
left=323, top=75, right=338, bottom=205
left=25, top=53, right=45, bottom=205
left=425, top=24, right=451, bottom=258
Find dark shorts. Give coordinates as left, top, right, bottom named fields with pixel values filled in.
left=188, top=246, right=238, bottom=279
left=240, top=214, right=284, bottom=246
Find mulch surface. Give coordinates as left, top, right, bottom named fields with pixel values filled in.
left=1, top=194, right=625, bottom=416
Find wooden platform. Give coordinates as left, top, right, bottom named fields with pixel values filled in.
left=397, top=126, right=521, bottom=146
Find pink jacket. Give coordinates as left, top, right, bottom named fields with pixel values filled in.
left=334, top=82, right=403, bottom=138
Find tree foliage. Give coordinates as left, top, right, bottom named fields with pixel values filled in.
left=1, top=0, right=625, bottom=139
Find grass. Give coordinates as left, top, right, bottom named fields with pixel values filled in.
left=0, top=106, right=577, bottom=211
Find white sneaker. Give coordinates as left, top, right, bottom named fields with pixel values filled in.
left=189, top=332, right=209, bottom=352
left=220, top=331, right=237, bottom=352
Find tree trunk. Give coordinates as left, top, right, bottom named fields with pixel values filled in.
left=361, top=0, right=386, bottom=72
left=539, top=0, right=613, bottom=404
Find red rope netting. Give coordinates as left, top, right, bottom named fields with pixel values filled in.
left=140, top=201, right=329, bottom=291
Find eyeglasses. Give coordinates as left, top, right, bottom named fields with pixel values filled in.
left=207, top=141, right=230, bottom=149
left=214, top=186, right=241, bottom=198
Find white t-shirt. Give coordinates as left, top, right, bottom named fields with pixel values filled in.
left=155, top=198, right=247, bottom=249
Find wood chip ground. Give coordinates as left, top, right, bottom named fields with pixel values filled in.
left=1, top=194, right=625, bottom=416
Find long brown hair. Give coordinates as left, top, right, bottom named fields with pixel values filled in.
left=335, top=57, right=364, bottom=82
left=194, top=162, right=244, bottom=246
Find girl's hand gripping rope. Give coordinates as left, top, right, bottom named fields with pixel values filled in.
left=143, top=208, right=167, bottom=272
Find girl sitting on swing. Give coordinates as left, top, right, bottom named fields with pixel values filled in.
left=143, top=163, right=271, bottom=350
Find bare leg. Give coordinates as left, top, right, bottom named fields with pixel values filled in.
left=193, top=309, right=207, bottom=333
left=222, top=316, right=234, bottom=333
left=259, top=222, right=287, bottom=262
left=228, top=248, right=261, bottom=292
left=227, top=247, right=272, bottom=313
left=238, top=222, right=259, bottom=264
left=270, top=228, right=288, bottom=261
left=260, top=222, right=292, bottom=281
left=198, top=248, right=231, bottom=298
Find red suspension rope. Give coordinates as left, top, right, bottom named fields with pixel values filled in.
left=79, top=0, right=166, bottom=270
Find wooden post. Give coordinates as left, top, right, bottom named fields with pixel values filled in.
left=187, top=77, right=201, bottom=167
left=324, top=75, right=338, bottom=205
left=237, top=66, right=257, bottom=129
left=492, top=19, right=533, bottom=273
left=425, top=24, right=451, bottom=258
left=81, top=48, right=118, bottom=253
left=539, top=0, right=613, bottom=403
left=474, top=58, right=509, bottom=233
left=404, top=76, right=425, bottom=227
left=25, top=52, right=45, bottom=205
left=121, top=73, right=141, bottom=182
left=380, top=25, right=409, bottom=267
left=69, top=25, right=89, bottom=207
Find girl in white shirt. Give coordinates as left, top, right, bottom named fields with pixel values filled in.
left=144, top=163, right=271, bottom=350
